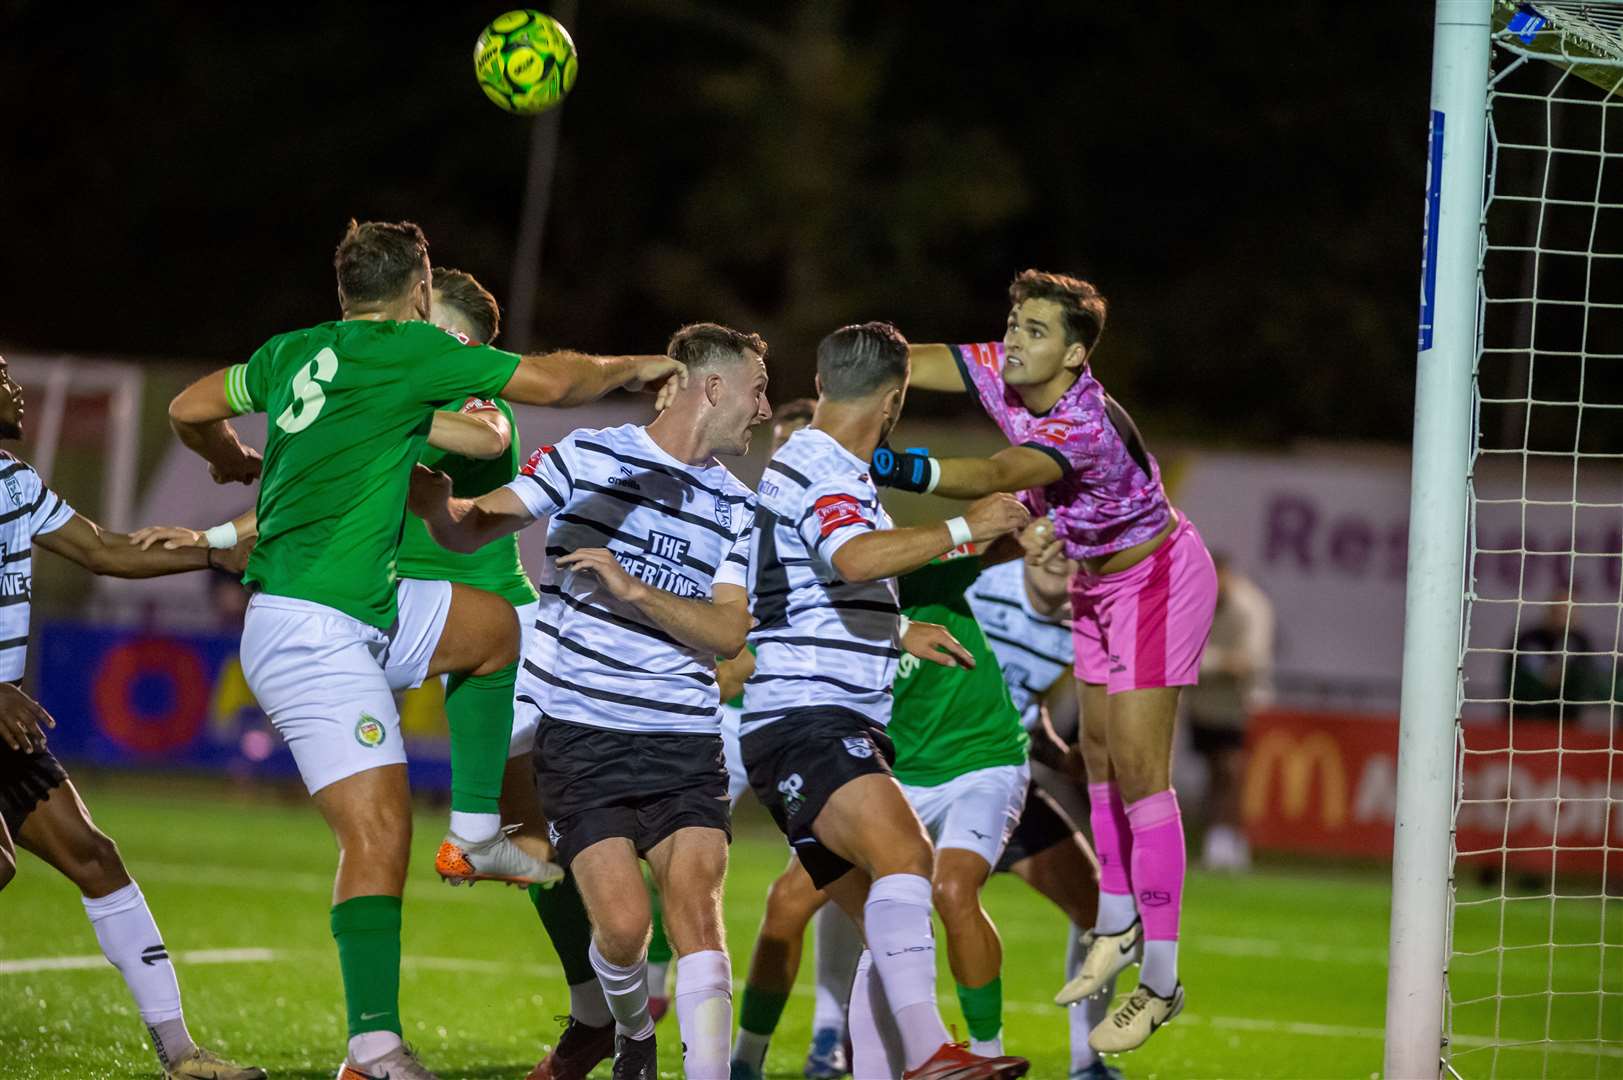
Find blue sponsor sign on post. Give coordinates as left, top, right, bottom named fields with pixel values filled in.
left=1419, top=109, right=1444, bottom=351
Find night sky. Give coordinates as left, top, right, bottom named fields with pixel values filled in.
left=0, top=1, right=1435, bottom=444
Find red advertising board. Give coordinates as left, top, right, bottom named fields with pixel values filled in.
left=1242, top=710, right=1622, bottom=877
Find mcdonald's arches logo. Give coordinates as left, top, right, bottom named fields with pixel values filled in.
left=1242, top=730, right=1348, bottom=830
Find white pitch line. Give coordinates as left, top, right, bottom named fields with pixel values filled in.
left=127, top=861, right=526, bottom=905
left=118, top=863, right=1619, bottom=978
left=0, top=948, right=276, bottom=975
left=5, top=946, right=1618, bottom=1062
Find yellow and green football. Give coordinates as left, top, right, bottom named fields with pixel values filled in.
left=474, top=10, right=578, bottom=114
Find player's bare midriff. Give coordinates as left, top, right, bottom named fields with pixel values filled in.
left=1080, top=510, right=1179, bottom=578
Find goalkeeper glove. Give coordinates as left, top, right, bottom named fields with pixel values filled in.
left=871, top=444, right=939, bottom=493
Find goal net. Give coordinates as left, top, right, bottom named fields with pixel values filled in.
left=1447, top=3, right=1623, bottom=1075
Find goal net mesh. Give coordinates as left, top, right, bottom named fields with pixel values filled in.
left=1450, top=3, right=1623, bottom=1075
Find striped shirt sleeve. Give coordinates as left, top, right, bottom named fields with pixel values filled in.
left=796, top=479, right=877, bottom=566
left=26, top=477, right=74, bottom=538
left=714, top=501, right=754, bottom=590
left=506, top=439, right=576, bottom=519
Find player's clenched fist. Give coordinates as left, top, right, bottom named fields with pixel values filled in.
left=963, top=493, right=1031, bottom=543
left=407, top=464, right=454, bottom=519
left=902, top=619, right=975, bottom=670
left=0, top=681, right=54, bottom=753
left=209, top=445, right=262, bottom=486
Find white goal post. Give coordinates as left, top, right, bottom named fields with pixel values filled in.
left=1389, top=3, right=1623, bottom=1077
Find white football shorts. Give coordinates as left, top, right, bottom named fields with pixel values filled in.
left=241, top=593, right=405, bottom=795
left=899, top=761, right=1031, bottom=869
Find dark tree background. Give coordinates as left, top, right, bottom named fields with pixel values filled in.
left=0, top=1, right=1434, bottom=443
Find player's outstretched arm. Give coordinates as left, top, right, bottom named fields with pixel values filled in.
left=872, top=444, right=1063, bottom=500
left=428, top=408, right=510, bottom=460
left=557, top=550, right=753, bottom=657
left=410, top=466, right=534, bottom=553
left=129, top=508, right=258, bottom=553
left=500, top=352, right=688, bottom=410
left=907, top=344, right=971, bottom=392
left=168, top=369, right=262, bottom=485
left=900, top=620, right=974, bottom=669
left=37, top=512, right=245, bottom=578
left=831, top=494, right=1030, bottom=583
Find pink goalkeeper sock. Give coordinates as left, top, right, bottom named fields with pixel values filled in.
left=1126, top=788, right=1186, bottom=944
left=1088, top=782, right=1137, bottom=931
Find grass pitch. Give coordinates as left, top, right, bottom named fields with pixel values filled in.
left=1, top=778, right=1617, bottom=1078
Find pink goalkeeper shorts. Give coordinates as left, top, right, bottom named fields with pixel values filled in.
left=1070, top=513, right=1217, bottom=694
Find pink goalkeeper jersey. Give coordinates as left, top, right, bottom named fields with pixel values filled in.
left=953, top=341, right=1171, bottom=559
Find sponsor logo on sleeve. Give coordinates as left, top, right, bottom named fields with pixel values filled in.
left=461, top=397, right=499, bottom=413
left=521, top=446, right=554, bottom=476
left=969, top=342, right=1000, bottom=370
left=813, top=494, right=867, bottom=537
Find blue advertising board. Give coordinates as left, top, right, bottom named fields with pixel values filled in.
left=37, top=622, right=454, bottom=790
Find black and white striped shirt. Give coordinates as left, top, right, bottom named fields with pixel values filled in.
left=966, top=558, right=1073, bottom=728
left=742, top=427, right=900, bottom=734
left=506, top=423, right=754, bottom=735
left=0, top=453, right=75, bottom=681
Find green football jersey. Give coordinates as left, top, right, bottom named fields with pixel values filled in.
left=889, top=554, right=1030, bottom=787
left=227, top=319, right=521, bottom=628
left=394, top=397, right=538, bottom=607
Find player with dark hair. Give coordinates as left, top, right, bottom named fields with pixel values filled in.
left=430, top=266, right=501, bottom=345
left=412, top=321, right=769, bottom=1080
left=0, top=355, right=264, bottom=1080
left=873, top=270, right=1218, bottom=1054
left=730, top=516, right=1117, bottom=1080
left=140, top=265, right=557, bottom=886
left=164, top=219, right=686, bottom=1080
left=742, top=321, right=1031, bottom=1080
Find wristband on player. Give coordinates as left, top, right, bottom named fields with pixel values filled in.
left=898, top=614, right=913, bottom=640
left=203, top=522, right=238, bottom=549
left=871, top=445, right=939, bottom=493
left=945, top=517, right=974, bottom=548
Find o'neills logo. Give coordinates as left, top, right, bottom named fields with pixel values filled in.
left=1243, top=730, right=1347, bottom=829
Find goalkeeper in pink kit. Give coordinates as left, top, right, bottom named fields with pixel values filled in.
left=872, top=269, right=1216, bottom=1056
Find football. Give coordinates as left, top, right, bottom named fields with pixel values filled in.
left=473, top=9, right=578, bottom=114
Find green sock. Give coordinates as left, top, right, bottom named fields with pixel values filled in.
left=330, top=895, right=403, bottom=1038
left=530, top=873, right=596, bottom=986
left=739, top=985, right=791, bottom=1036
left=647, top=877, right=672, bottom=966
left=956, top=977, right=1003, bottom=1042
left=445, top=662, right=516, bottom=814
